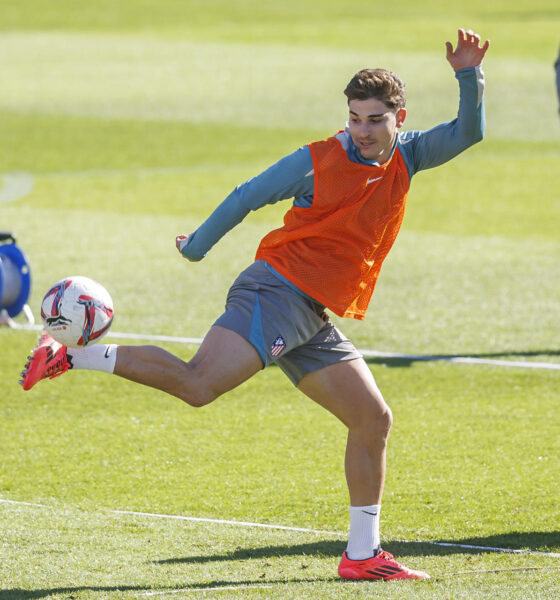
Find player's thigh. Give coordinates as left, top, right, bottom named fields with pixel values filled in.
left=189, top=325, right=264, bottom=398
left=297, top=357, right=391, bottom=431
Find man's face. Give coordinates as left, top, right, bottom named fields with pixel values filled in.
left=347, top=98, right=406, bottom=163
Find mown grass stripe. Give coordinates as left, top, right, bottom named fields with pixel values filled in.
left=3, top=499, right=559, bottom=558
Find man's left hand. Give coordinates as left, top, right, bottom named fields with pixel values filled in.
left=446, top=28, right=490, bottom=71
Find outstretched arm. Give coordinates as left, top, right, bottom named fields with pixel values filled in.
left=445, top=28, right=490, bottom=71
left=400, top=29, right=489, bottom=176
left=175, top=146, right=314, bottom=261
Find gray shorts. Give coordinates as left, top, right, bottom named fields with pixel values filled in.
left=213, top=261, right=362, bottom=385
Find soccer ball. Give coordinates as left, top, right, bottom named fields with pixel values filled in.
left=41, top=276, right=114, bottom=347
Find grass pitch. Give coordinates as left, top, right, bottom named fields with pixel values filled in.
left=1, top=1, right=559, bottom=598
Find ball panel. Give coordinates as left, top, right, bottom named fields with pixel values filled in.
left=40, top=276, right=114, bottom=347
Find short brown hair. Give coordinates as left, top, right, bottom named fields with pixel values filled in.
left=344, top=68, right=406, bottom=110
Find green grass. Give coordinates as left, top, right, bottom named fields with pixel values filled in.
left=2, top=333, right=559, bottom=535
left=1, top=1, right=559, bottom=598
left=4, top=501, right=558, bottom=600
left=2, top=336, right=559, bottom=599
left=1, top=0, right=559, bottom=60
left=3, top=504, right=560, bottom=600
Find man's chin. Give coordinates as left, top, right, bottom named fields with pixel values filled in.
left=359, top=147, right=379, bottom=160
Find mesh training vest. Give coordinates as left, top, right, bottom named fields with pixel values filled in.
left=255, top=135, right=410, bottom=320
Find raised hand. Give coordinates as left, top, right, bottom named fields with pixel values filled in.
left=446, top=28, right=490, bottom=71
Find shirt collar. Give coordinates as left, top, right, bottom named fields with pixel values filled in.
left=343, top=125, right=398, bottom=166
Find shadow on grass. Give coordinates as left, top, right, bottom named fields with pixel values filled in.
left=265, top=349, right=560, bottom=370
left=437, top=531, right=560, bottom=553
left=0, top=578, right=340, bottom=600
left=158, top=539, right=346, bottom=564
left=362, top=349, right=560, bottom=368
left=157, top=531, right=560, bottom=565
left=4, top=534, right=557, bottom=598
left=381, top=531, right=560, bottom=558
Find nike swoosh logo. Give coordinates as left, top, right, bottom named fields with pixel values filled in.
left=104, top=346, right=111, bottom=358
left=361, top=510, right=378, bottom=516
left=366, top=176, right=382, bottom=185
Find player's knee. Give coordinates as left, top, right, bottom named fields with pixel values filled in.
left=174, top=365, right=219, bottom=407
left=177, top=387, right=216, bottom=408
left=363, top=403, right=393, bottom=440
left=379, top=404, right=393, bottom=437
left=177, top=380, right=218, bottom=407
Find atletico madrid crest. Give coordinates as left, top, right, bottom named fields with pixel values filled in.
left=270, top=335, right=286, bottom=357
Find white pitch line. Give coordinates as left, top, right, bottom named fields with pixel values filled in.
left=442, top=565, right=560, bottom=576
left=0, top=498, right=46, bottom=507
left=114, top=509, right=560, bottom=559
left=113, top=509, right=341, bottom=536
left=2, top=498, right=559, bottom=559
left=105, top=331, right=560, bottom=371
left=108, top=331, right=205, bottom=345
left=8, top=326, right=560, bottom=370
left=410, top=541, right=560, bottom=559
left=358, top=349, right=560, bottom=371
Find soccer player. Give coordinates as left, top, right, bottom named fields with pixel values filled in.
left=20, top=29, right=489, bottom=581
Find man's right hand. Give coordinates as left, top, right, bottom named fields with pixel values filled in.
left=176, top=234, right=201, bottom=261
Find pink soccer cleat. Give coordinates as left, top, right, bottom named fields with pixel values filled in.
left=338, top=550, right=430, bottom=581
left=19, top=332, right=70, bottom=391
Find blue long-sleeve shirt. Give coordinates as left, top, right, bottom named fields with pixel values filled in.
left=183, top=65, right=485, bottom=261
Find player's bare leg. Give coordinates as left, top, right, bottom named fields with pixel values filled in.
left=114, top=325, right=263, bottom=407
left=297, top=358, right=429, bottom=580
left=297, top=358, right=390, bottom=505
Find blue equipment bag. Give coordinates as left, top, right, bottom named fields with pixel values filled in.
left=0, top=232, right=32, bottom=318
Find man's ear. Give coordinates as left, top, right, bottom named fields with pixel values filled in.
left=396, top=108, right=407, bottom=128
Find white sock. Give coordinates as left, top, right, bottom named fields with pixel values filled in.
left=346, top=504, right=381, bottom=560
left=67, top=344, right=117, bottom=374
